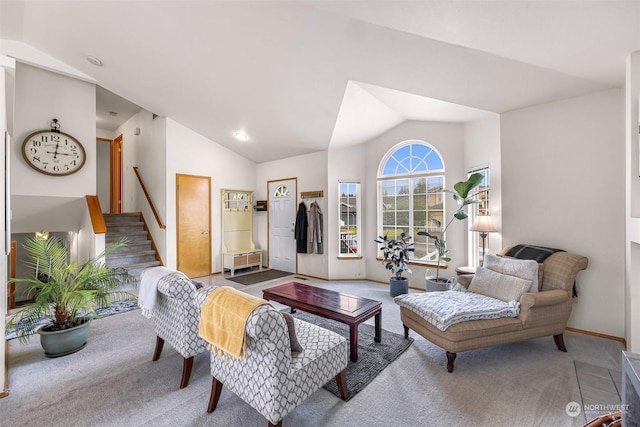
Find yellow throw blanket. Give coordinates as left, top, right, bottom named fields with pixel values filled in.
left=198, top=286, right=269, bottom=360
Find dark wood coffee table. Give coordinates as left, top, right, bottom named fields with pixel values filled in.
left=263, top=282, right=382, bottom=362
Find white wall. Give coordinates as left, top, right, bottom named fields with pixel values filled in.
left=1, top=57, right=13, bottom=398
left=625, top=51, right=640, bottom=351
left=96, top=139, right=110, bottom=212
left=364, top=120, right=467, bottom=290
left=463, top=115, right=503, bottom=257
left=501, top=88, right=625, bottom=337
left=255, top=151, right=328, bottom=278
left=12, top=63, right=95, bottom=198
left=166, top=119, right=256, bottom=272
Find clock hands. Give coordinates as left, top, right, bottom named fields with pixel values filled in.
left=51, top=142, right=60, bottom=159
left=45, top=151, right=77, bottom=157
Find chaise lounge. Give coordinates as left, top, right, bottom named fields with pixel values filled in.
left=396, top=246, right=588, bottom=372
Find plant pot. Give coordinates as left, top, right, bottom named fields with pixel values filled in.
left=426, top=276, right=454, bottom=292
left=37, top=317, right=91, bottom=358
left=390, top=277, right=409, bottom=297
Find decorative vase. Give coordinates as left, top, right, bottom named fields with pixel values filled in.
left=425, top=276, right=454, bottom=292
left=390, top=277, right=409, bottom=297
left=37, top=317, right=91, bottom=358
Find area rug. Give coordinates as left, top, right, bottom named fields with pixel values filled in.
left=289, top=310, right=414, bottom=401
left=227, top=269, right=292, bottom=285
left=5, top=299, right=140, bottom=340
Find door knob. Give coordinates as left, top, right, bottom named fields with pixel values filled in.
left=201, top=230, right=209, bottom=235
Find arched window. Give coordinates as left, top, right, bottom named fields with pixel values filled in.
left=378, top=141, right=445, bottom=263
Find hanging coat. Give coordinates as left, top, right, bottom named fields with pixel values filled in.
left=307, top=201, right=323, bottom=254
left=294, top=202, right=308, bottom=253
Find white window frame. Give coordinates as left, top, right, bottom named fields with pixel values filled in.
left=377, top=140, right=445, bottom=265
left=338, top=180, right=361, bottom=258
left=467, top=165, right=490, bottom=267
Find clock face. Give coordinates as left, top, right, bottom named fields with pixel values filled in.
left=22, top=130, right=86, bottom=176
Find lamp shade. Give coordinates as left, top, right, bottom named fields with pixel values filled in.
left=470, top=215, right=497, bottom=233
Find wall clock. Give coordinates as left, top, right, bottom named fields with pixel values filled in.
left=21, top=119, right=86, bottom=176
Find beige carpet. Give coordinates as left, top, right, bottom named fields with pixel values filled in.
left=0, top=279, right=624, bottom=426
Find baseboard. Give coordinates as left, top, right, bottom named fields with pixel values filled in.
left=565, top=326, right=627, bottom=348
left=293, top=273, right=327, bottom=281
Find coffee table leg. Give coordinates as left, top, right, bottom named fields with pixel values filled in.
left=349, top=325, right=358, bottom=362
left=374, top=312, right=381, bottom=343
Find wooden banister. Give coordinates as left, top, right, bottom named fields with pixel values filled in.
left=133, top=166, right=166, bottom=229
left=85, top=195, right=107, bottom=234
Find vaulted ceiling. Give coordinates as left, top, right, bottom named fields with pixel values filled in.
left=1, top=1, right=639, bottom=163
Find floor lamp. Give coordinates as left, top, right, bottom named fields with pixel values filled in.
left=470, top=215, right=497, bottom=266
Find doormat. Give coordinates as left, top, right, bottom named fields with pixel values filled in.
left=5, top=299, right=139, bottom=341
left=227, top=269, right=293, bottom=285
left=289, top=310, right=414, bottom=401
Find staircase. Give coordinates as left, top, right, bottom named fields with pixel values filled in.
left=104, top=212, right=161, bottom=281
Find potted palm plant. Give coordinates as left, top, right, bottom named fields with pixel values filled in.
left=419, top=173, right=483, bottom=290
left=375, top=232, right=415, bottom=296
left=6, top=232, right=135, bottom=357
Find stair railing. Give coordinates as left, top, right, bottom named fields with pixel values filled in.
left=133, top=166, right=166, bottom=229
left=85, top=195, right=107, bottom=234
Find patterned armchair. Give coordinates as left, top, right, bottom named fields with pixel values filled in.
left=200, top=302, right=349, bottom=427
left=146, top=269, right=216, bottom=388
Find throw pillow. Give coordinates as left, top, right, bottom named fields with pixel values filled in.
left=451, top=282, right=468, bottom=292
left=281, top=312, right=304, bottom=353
left=468, top=267, right=533, bottom=303
left=483, top=253, right=540, bottom=293
left=191, top=280, right=206, bottom=289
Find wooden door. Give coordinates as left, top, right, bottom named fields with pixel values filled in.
left=268, top=178, right=297, bottom=273
left=110, top=135, right=123, bottom=213
left=96, top=136, right=122, bottom=213
left=176, top=174, right=211, bottom=277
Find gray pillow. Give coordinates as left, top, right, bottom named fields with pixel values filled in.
left=281, top=312, right=304, bottom=353
left=483, top=253, right=540, bottom=293
left=468, top=267, right=532, bottom=302
left=191, top=280, right=206, bottom=289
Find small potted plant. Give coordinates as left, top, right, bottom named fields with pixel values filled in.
left=419, top=173, right=483, bottom=290
left=6, top=232, right=136, bottom=357
left=375, top=232, right=415, bottom=296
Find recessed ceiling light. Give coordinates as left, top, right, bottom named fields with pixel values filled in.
left=86, top=55, right=103, bottom=66
left=234, top=131, right=249, bottom=141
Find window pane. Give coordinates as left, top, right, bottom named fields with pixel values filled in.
left=378, top=142, right=445, bottom=266
left=339, top=181, right=360, bottom=256
left=426, top=151, right=444, bottom=170
left=380, top=143, right=444, bottom=178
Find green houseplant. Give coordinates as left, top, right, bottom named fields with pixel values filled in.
left=6, top=233, right=135, bottom=357
left=375, top=232, right=415, bottom=296
left=418, top=173, right=483, bottom=287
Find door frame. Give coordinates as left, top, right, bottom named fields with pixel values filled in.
left=267, top=177, right=297, bottom=273
left=97, top=136, right=123, bottom=213
left=176, top=173, right=212, bottom=277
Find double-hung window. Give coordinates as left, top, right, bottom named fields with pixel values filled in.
left=378, top=141, right=445, bottom=263
left=338, top=181, right=361, bottom=257
left=467, top=166, right=490, bottom=266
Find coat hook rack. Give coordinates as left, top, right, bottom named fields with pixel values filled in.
left=301, top=191, right=323, bottom=199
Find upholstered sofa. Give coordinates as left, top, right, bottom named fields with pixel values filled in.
left=396, top=246, right=588, bottom=372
